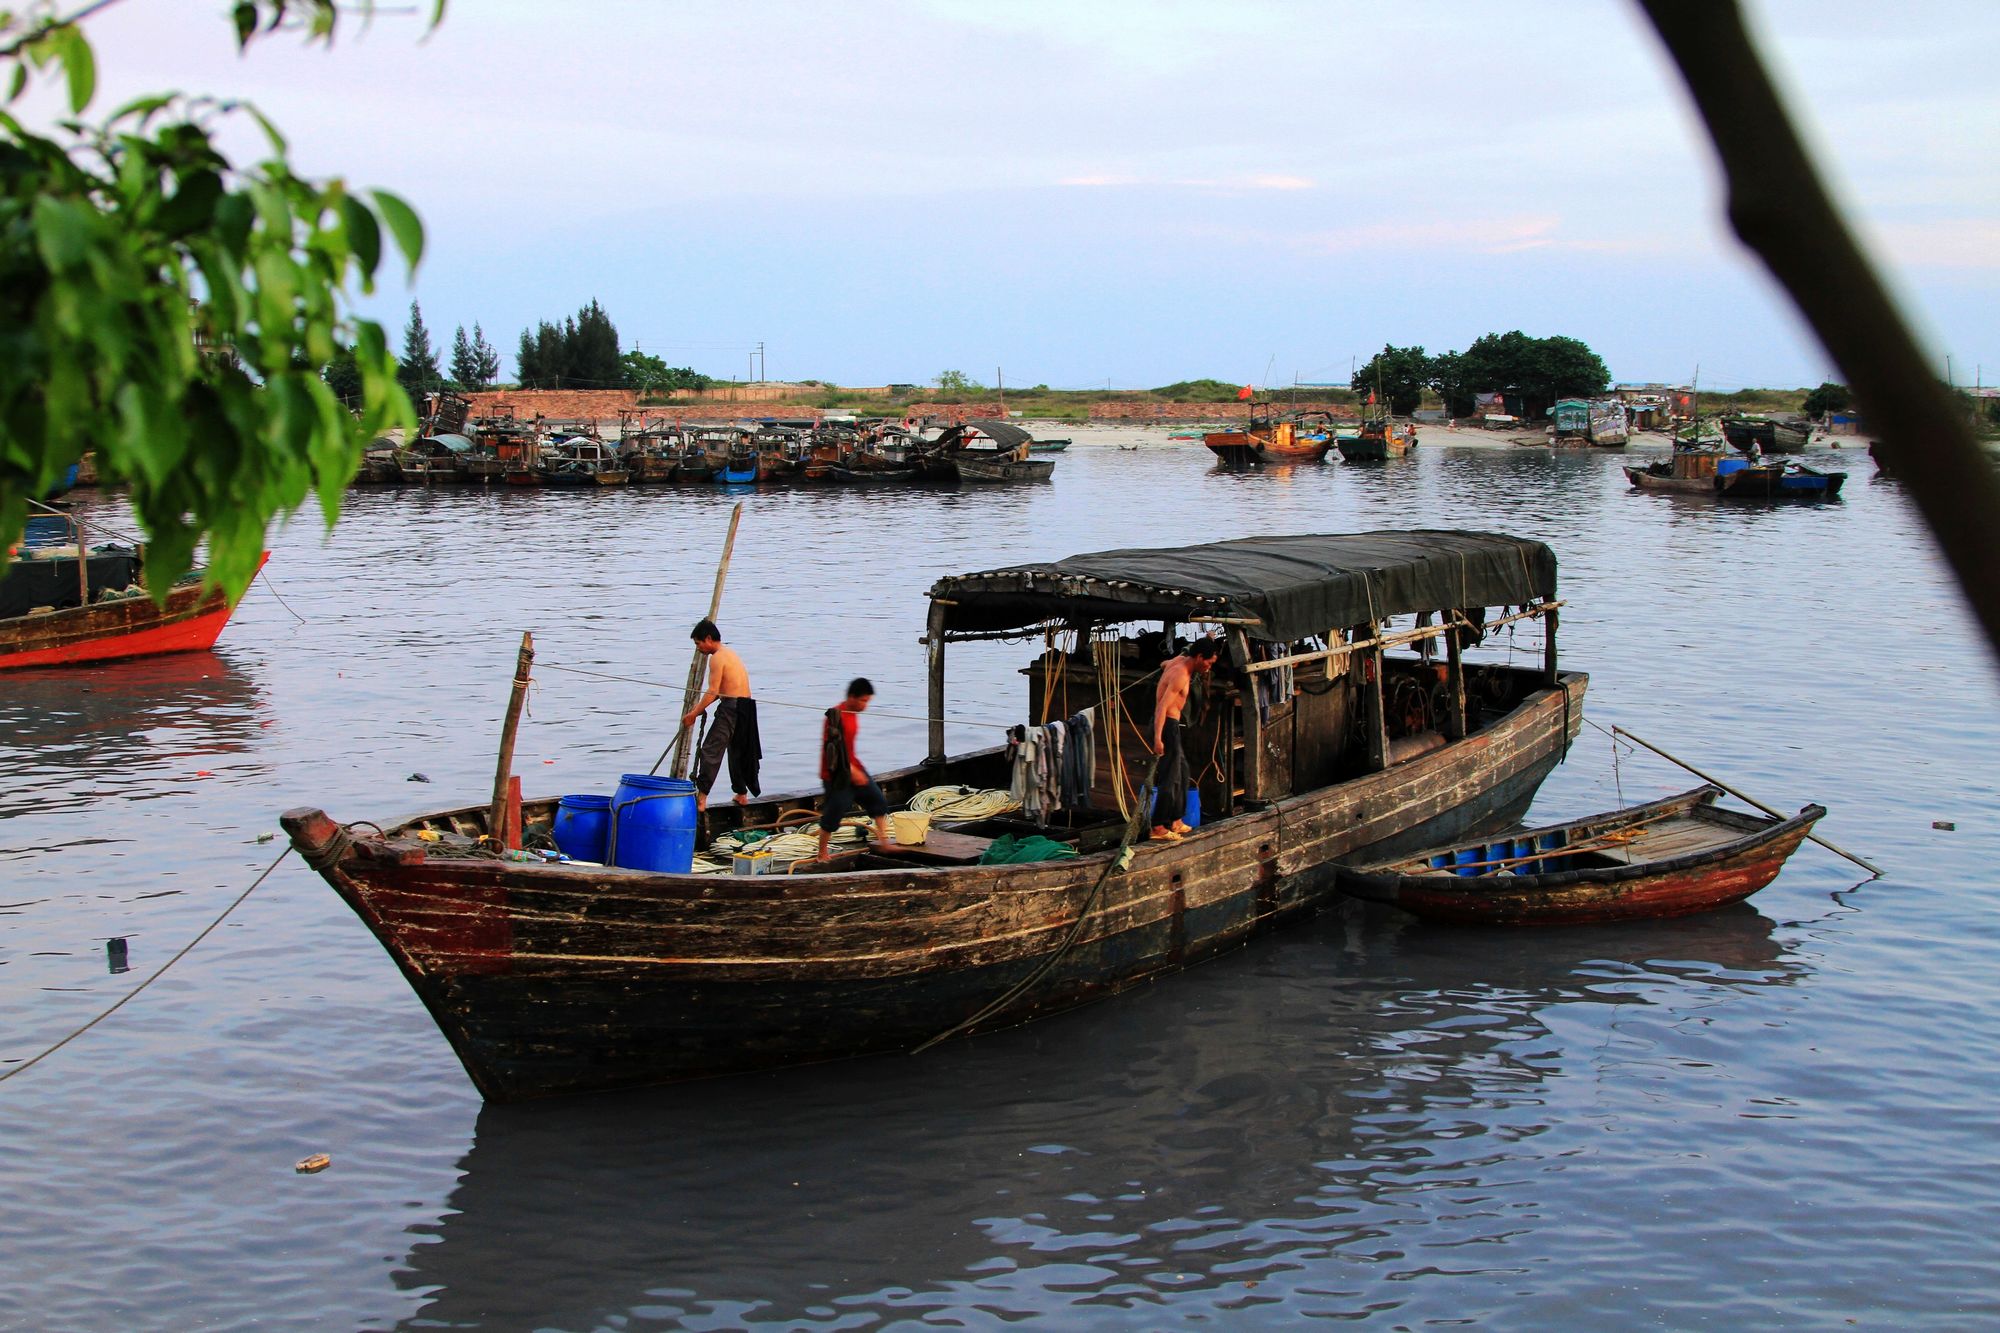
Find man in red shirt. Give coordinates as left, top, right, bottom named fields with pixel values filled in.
left=817, top=677, right=894, bottom=861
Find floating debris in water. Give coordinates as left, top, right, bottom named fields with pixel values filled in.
left=294, top=1153, right=331, bottom=1174
left=408, top=773, right=430, bottom=783
left=106, top=938, right=129, bottom=974
left=1934, top=820, right=1956, bottom=831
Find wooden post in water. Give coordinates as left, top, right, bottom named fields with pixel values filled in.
left=670, top=501, right=746, bottom=780
left=488, top=632, right=534, bottom=843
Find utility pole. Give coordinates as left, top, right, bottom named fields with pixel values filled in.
left=757, top=341, right=766, bottom=383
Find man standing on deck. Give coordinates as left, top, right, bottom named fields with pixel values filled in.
left=816, top=677, right=895, bottom=861
left=1149, top=638, right=1218, bottom=842
left=683, top=619, right=761, bottom=812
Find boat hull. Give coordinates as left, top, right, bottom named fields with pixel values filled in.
left=955, top=456, right=1055, bottom=482
left=0, top=580, right=244, bottom=669
left=1337, top=789, right=1824, bottom=925
left=284, top=673, right=1586, bottom=1101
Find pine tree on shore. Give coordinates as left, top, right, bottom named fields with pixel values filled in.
left=397, top=301, right=443, bottom=395
left=449, top=325, right=480, bottom=389
left=472, top=325, right=501, bottom=386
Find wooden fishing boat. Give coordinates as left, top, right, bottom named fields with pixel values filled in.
left=1204, top=411, right=1334, bottom=467
left=1334, top=417, right=1416, bottom=462
left=826, top=464, right=917, bottom=484
left=283, top=529, right=1583, bottom=1101
left=1335, top=786, right=1824, bottom=925
left=1716, top=458, right=1843, bottom=497
left=1722, top=415, right=1811, bottom=454
left=1627, top=452, right=1844, bottom=498
left=1028, top=438, right=1071, bottom=453
left=955, top=453, right=1055, bottom=483
left=2, top=518, right=261, bottom=670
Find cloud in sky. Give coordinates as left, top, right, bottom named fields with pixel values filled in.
left=18, top=0, right=1998, bottom=386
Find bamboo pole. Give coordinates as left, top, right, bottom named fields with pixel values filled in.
left=669, top=501, right=746, bottom=780
left=1242, top=602, right=1562, bottom=674
left=1610, top=725, right=1882, bottom=878
left=487, top=631, right=534, bottom=844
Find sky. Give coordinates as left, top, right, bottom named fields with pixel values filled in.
left=26, top=1, right=2000, bottom=391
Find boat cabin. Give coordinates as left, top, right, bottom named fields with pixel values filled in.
left=923, top=530, right=1563, bottom=830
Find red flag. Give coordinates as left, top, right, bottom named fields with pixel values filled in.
left=1237, top=384, right=1254, bottom=401
left=1366, top=390, right=1376, bottom=405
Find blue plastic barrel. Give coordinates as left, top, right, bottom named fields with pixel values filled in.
left=552, top=794, right=612, bottom=863
left=608, top=774, right=698, bottom=873
left=1183, top=788, right=1202, bottom=830
left=1452, top=847, right=1483, bottom=877
left=1717, top=456, right=1749, bottom=476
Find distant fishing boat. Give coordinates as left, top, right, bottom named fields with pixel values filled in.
left=1624, top=451, right=1845, bottom=498
left=1587, top=398, right=1630, bottom=449
left=1, top=508, right=261, bottom=670
left=1336, top=786, right=1824, bottom=925
left=1334, top=416, right=1416, bottom=462
left=1028, top=438, right=1070, bottom=454
left=1205, top=409, right=1335, bottom=466
left=1723, top=415, right=1811, bottom=454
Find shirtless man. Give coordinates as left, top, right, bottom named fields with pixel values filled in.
left=1149, top=638, right=1218, bottom=841
left=683, top=619, right=760, bottom=812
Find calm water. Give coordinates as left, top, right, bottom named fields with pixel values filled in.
left=3, top=434, right=1997, bottom=1330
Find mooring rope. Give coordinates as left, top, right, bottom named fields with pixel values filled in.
left=0, top=847, right=293, bottom=1089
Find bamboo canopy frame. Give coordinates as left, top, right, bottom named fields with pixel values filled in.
left=1637, top=1, right=2000, bottom=666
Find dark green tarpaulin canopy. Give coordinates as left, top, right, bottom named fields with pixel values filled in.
left=928, top=530, right=1557, bottom=642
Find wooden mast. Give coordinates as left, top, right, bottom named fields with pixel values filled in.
left=670, top=501, right=745, bottom=779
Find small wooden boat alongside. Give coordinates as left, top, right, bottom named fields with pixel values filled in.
left=1336, top=786, right=1824, bottom=925
left=1028, top=437, right=1071, bottom=454
left=284, top=529, right=1580, bottom=1101
left=2, top=510, right=261, bottom=670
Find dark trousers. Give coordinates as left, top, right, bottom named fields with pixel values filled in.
left=1155, top=717, right=1187, bottom=827
left=695, top=698, right=751, bottom=796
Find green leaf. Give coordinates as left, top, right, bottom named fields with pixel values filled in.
left=338, top=193, right=380, bottom=280
left=370, top=188, right=422, bottom=275
left=157, top=169, right=224, bottom=238
left=233, top=2, right=257, bottom=48
left=58, top=25, right=95, bottom=114
left=31, top=196, right=92, bottom=270
left=244, top=102, right=288, bottom=156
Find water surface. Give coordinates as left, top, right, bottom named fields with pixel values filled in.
left=3, top=434, right=1995, bottom=1329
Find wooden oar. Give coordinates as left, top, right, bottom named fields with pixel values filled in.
left=1611, top=725, right=1882, bottom=878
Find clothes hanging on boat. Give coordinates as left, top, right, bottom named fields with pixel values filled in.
left=1007, top=726, right=1047, bottom=821
left=1059, top=710, right=1094, bottom=810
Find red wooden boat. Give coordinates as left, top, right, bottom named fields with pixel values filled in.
left=1, top=536, right=259, bottom=671
left=1335, top=785, right=1824, bottom=925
